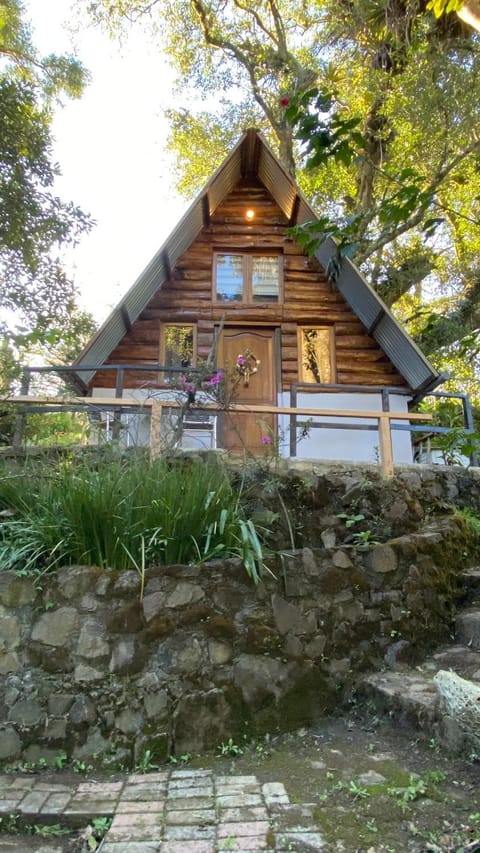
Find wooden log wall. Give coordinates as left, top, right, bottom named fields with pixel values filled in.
left=91, top=179, right=406, bottom=391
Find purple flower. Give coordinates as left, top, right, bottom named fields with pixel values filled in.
left=261, top=435, right=273, bottom=445
left=208, top=370, right=223, bottom=385
left=236, top=355, right=246, bottom=366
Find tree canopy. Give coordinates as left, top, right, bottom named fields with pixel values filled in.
left=0, top=0, right=93, bottom=342
left=83, top=0, right=480, bottom=396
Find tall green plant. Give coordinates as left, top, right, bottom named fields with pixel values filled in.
left=0, top=456, right=266, bottom=582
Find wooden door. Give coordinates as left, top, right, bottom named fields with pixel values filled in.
left=219, top=328, right=276, bottom=454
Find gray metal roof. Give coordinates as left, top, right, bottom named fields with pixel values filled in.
left=75, top=129, right=440, bottom=394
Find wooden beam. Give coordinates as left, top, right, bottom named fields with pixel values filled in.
left=288, top=194, right=301, bottom=227
left=162, top=249, right=172, bottom=281
left=202, top=194, right=211, bottom=228
left=120, top=304, right=132, bottom=334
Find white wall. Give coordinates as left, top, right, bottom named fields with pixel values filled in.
left=90, top=388, right=414, bottom=462
left=277, top=391, right=414, bottom=464
left=89, top=388, right=215, bottom=450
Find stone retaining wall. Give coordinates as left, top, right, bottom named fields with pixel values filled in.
left=0, top=492, right=477, bottom=768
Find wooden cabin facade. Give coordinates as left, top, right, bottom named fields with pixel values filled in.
left=75, top=130, right=442, bottom=463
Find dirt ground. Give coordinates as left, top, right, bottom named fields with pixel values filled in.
left=0, top=709, right=478, bottom=852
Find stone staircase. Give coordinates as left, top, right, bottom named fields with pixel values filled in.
left=359, top=568, right=480, bottom=756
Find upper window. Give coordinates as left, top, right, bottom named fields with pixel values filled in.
left=298, top=327, right=335, bottom=384
left=215, top=253, right=281, bottom=303
left=160, top=324, right=196, bottom=383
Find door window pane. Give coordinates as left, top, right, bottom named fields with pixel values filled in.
left=216, top=254, right=244, bottom=301
left=252, top=256, right=279, bottom=302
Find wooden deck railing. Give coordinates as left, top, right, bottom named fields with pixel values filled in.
left=6, top=393, right=433, bottom=478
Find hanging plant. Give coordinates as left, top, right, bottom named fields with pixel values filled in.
left=236, top=350, right=260, bottom=387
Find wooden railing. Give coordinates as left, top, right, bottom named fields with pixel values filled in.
left=6, top=393, right=433, bottom=478
left=13, top=362, right=480, bottom=474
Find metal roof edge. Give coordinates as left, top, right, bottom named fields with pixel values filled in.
left=74, top=131, right=251, bottom=372
left=313, top=237, right=440, bottom=393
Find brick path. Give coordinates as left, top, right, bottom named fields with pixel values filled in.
left=0, top=768, right=327, bottom=852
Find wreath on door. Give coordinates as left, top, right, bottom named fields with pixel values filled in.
left=236, top=350, right=260, bottom=387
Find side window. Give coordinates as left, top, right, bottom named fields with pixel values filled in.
left=298, top=327, right=335, bottom=384
left=214, top=253, right=281, bottom=303
left=160, top=324, right=196, bottom=382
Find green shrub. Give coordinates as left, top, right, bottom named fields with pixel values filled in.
left=0, top=456, right=265, bottom=582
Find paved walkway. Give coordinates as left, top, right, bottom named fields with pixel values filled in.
left=0, top=768, right=326, bottom=852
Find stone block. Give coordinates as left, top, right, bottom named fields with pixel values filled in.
left=332, top=550, right=353, bottom=569
left=74, top=663, right=106, bottom=682
left=110, top=636, right=145, bottom=674
left=365, top=545, right=398, bottom=574
left=165, top=582, right=205, bottom=608
left=0, top=572, right=36, bottom=606
left=76, top=619, right=110, bottom=659
left=163, top=825, right=216, bottom=841
left=57, top=565, right=103, bottom=599
left=271, top=595, right=303, bottom=635
left=165, top=809, right=216, bottom=825
left=0, top=727, right=21, bottom=759
left=144, top=690, right=169, bottom=720
left=8, top=698, right=44, bottom=727
left=116, top=708, right=144, bottom=734
left=113, top=570, right=141, bottom=597
left=0, top=651, right=20, bottom=674
left=31, top=606, right=79, bottom=647
left=68, top=695, right=98, bottom=726
left=262, top=782, right=289, bottom=805
left=208, top=639, right=232, bottom=664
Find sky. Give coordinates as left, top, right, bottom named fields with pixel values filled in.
left=25, top=0, right=190, bottom=324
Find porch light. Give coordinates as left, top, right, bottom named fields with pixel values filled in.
left=245, top=208, right=255, bottom=220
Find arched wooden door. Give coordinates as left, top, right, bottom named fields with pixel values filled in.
left=218, top=328, right=276, bottom=454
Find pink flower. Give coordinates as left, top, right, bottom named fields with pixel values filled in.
left=261, top=435, right=273, bottom=445
left=236, top=355, right=246, bottom=366
left=280, top=96, right=289, bottom=108
left=208, top=370, right=223, bottom=385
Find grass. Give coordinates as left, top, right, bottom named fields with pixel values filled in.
left=0, top=454, right=267, bottom=582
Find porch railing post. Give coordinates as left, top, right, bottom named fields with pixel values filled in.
left=150, top=401, right=162, bottom=460
left=12, top=369, right=31, bottom=447
left=112, top=368, right=125, bottom=441
left=378, top=414, right=394, bottom=478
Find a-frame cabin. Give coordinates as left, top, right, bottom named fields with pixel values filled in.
left=74, top=129, right=442, bottom=463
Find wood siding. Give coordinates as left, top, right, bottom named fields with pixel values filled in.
left=91, top=179, right=406, bottom=391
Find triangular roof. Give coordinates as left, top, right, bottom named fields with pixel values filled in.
left=75, top=128, right=441, bottom=395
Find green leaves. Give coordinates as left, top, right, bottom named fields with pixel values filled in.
left=0, top=2, right=92, bottom=340
left=0, top=456, right=267, bottom=582
left=285, top=88, right=366, bottom=169
left=426, top=0, right=464, bottom=18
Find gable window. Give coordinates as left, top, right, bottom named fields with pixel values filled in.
left=215, top=253, right=281, bottom=303
left=160, top=324, right=196, bottom=383
left=298, top=327, right=335, bottom=384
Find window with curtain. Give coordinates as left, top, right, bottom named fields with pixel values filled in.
left=215, top=253, right=281, bottom=303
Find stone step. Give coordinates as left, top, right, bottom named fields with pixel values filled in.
left=455, top=608, right=480, bottom=650
left=358, top=669, right=439, bottom=727
left=461, top=568, right=480, bottom=603
left=422, top=643, right=480, bottom=681
left=358, top=644, right=480, bottom=733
